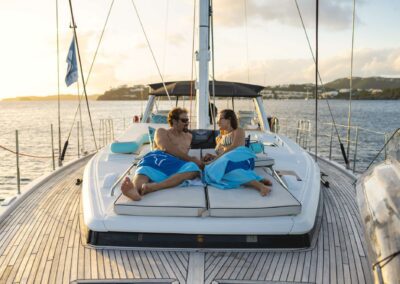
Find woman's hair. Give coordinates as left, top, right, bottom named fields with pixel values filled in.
left=167, top=107, right=188, bottom=126
left=220, top=109, right=238, bottom=129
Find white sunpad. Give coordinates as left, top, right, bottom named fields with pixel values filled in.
left=114, top=185, right=207, bottom=217
left=207, top=168, right=301, bottom=217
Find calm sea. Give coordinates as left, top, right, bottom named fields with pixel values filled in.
left=0, top=99, right=399, bottom=199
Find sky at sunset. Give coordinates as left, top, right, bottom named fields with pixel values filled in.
left=0, top=0, right=399, bottom=99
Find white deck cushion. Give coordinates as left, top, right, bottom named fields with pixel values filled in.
left=114, top=186, right=206, bottom=217
left=207, top=169, right=301, bottom=217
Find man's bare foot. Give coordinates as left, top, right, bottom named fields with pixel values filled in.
left=121, top=177, right=141, bottom=201
left=141, top=183, right=158, bottom=195
left=259, top=184, right=272, bottom=196
left=261, top=179, right=273, bottom=186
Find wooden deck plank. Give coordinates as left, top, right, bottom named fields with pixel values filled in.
left=126, top=251, right=140, bottom=278
left=96, top=249, right=105, bottom=279
left=236, top=252, right=256, bottom=280
left=145, top=251, right=162, bottom=278
left=158, top=251, right=182, bottom=282
left=169, top=251, right=186, bottom=280
left=91, top=247, right=99, bottom=279
left=102, top=250, right=113, bottom=279
left=150, top=251, right=169, bottom=279
left=286, top=252, right=298, bottom=281
left=108, top=249, right=119, bottom=278
left=114, top=250, right=126, bottom=279
left=220, top=252, right=241, bottom=279
left=228, top=252, right=249, bottom=280
left=250, top=252, right=269, bottom=280
left=133, top=251, right=147, bottom=278
left=0, top=158, right=375, bottom=284
left=162, top=251, right=185, bottom=283
left=121, top=250, right=134, bottom=279
left=272, top=252, right=287, bottom=281
left=264, top=253, right=279, bottom=281
left=205, top=253, right=231, bottom=284
left=243, top=252, right=262, bottom=280
left=139, top=250, right=155, bottom=278
left=34, top=180, right=79, bottom=283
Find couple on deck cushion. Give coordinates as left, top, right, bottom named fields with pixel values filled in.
left=121, top=108, right=272, bottom=201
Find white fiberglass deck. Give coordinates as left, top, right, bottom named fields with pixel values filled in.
left=0, top=158, right=372, bottom=283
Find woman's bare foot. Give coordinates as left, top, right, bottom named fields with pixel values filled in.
left=121, top=177, right=141, bottom=201
left=261, top=179, right=273, bottom=186
left=259, top=184, right=272, bottom=196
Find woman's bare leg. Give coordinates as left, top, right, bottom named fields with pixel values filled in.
left=142, top=172, right=199, bottom=194
left=245, top=180, right=272, bottom=196
left=120, top=174, right=149, bottom=201
left=261, top=179, right=273, bottom=186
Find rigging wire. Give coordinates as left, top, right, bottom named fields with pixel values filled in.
left=295, top=0, right=349, bottom=165
left=162, top=0, right=170, bottom=78
left=63, top=0, right=115, bottom=153
left=210, top=0, right=217, bottom=131
left=243, top=0, right=250, bottom=83
left=346, top=0, right=357, bottom=163
left=130, top=0, right=172, bottom=106
left=67, top=0, right=98, bottom=154
left=315, top=0, right=319, bottom=162
left=55, top=0, right=62, bottom=165
left=189, top=0, right=197, bottom=123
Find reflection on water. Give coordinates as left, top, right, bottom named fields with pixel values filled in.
left=0, top=99, right=399, bottom=199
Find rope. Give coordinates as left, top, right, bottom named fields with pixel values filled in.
left=130, top=0, right=172, bottom=106
left=373, top=250, right=400, bottom=269
left=0, top=144, right=54, bottom=159
left=295, top=0, right=349, bottom=165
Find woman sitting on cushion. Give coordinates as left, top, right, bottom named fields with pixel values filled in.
left=203, top=109, right=273, bottom=196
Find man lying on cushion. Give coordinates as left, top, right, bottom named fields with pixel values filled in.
left=121, top=107, right=203, bottom=201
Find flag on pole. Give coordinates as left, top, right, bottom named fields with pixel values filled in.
left=65, top=36, right=78, bottom=87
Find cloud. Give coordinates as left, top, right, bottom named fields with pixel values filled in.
left=213, top=0, right=363, bottom=31
left=167, top=33, right=186, bottom=46
left=214, top=47, right=400, bottom=86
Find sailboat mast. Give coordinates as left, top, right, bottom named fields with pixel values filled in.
left=196, top=0, right=210, bottom=129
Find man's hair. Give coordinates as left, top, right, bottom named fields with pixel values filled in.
left=220, top=109, right=238, bottom=129
left=168, top=107, right=188, bottom=126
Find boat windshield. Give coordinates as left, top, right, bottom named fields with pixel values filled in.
left=150, top=96, right=261, bottom=131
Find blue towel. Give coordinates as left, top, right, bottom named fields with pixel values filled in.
left=204, top=146, right=263, bottom=189
left=136, top=150, right=201, bottom=183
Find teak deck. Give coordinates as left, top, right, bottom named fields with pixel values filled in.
left=0, top=158, right=373, bottom=283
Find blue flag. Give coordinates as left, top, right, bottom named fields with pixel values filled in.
left=65, top=36, right=78, bottom=87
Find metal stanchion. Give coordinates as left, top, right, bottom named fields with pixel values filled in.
left=77, top=122, right=80, bottom=158
left=51, top=124, right=56, bottom=171
left=15, top=130, right=21, bottom=195
left=353, top=127, right=359, bottom=172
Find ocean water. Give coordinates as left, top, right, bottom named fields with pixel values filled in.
left=0, top=99, right=399, bottom=199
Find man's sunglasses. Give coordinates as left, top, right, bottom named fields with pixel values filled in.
left=179, top=118, right=189, bottom=123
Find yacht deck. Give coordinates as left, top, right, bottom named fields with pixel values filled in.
left=0, top=158, right=373, bottom=283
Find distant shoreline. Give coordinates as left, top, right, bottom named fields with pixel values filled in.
left=1, top=95, right=99, bottom=102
